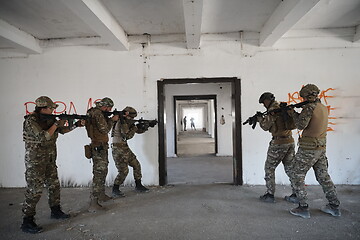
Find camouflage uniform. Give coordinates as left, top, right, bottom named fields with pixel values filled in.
left=112, top=119, right=144, bottom=185
left=85, top=106, right=114, bottom=200
left=292, top=98, right=340, bottom=207
left=22, top=111, right=73, bottom=217
left=257, top=101, right=296, bottom=196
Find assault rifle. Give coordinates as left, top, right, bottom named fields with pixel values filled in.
left=103, top=109, right=127, bottom=118
left=132, top=118, right=158, bottom=131
left=243, top=101, right=309, bottom=129
left=39, top=112, right=88, bottom=128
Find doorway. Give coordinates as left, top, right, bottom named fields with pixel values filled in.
left=157, top=77, right=242, bottom=186
left=174, top=95, right=217, bottom=156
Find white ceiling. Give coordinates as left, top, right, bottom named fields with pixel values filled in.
left=0, top=0, right=359, bottom=55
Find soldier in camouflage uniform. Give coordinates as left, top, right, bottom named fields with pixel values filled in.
left=257, top=92, right=298, bottom=203
left=289, top=84, right=340, bottom=219
left=22, top=96, right=85, bottom=234
left=111, top=106, right=150, bottom=197
left=85, top=97, right=119, bottom=212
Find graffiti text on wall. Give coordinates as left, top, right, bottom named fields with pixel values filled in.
left=24, top=98, right=102, bottom=115
left=287, top=88, right=336, bottom=132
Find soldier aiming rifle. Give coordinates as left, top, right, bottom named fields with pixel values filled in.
left=38, top=112, right=88, bottom=128
left=243, top=100, right=309, bottom=129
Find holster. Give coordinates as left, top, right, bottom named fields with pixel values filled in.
left=84, top=144, right=92, bottom=159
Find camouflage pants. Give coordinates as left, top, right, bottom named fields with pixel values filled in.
left=292, top=148, right=340, bottom=207
left=112, top=143, right=142, bottom=185
left=91, top=144, right=109, bottom=199
left=23, top=144, right=60, bottom=217
left=264, top=141, right=295, bottom=195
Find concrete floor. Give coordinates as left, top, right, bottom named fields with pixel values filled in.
left=176, top=131, right=215, bottom=157
left=0, top=185, right=359, bottom=240
left=1, top=131, right=359, bottom=239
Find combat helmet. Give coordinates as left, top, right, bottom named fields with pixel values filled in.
left=123, top=106, right=137, bottom=118
left=259, top=92, right=275, bottom=104
left=299, top=84, right=320, bottom=101
left=35, top=96, right=58, bottom=109
left=96, top=97, right=114, bottom=107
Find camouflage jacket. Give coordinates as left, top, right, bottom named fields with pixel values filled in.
left=23, top=112, right=70, bottom=145
left=112, top=119, right=146, bottom=143
left=257, top=101, right=294, bottom=144
left=85, top=107, right=114, bottom=143
left=293, top=99, right=328, bottom=138
left=258, top=102, right=293, bottom=135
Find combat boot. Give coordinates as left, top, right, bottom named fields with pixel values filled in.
left=98, top=193, right=112, bottom=202
left=112, top=184, right=125, bottom=198
left=50, top=205, right=70, bottom=219
left=21, top=216, right=43, bottom=234
left=284, top=193, right=299, bottom=204
left=135, top=180, right=150, bottom=192
left=290, top=205, right=310, bottom=219
left=259, top=193, right=275, bottom=203
left=321, top=204, right=341, bottom=217
left=88, top=198, right=104, bottom=213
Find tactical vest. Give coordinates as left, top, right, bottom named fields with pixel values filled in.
left=299, top=101, right=328, bottom=150
left=302, top=102, right=328, bottom=138
left=268, top=102, right=294, bottom=144
left=85, top=107, right=109, bottom=144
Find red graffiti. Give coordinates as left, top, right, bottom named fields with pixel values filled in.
left=24, top=102, right=35, bottom=115
left=24, top=98, right=102, bottom=115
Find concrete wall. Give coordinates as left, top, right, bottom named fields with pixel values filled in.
left=1, top=36, right=359, bottom=187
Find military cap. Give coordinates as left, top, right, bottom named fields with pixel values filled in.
left=123, top=106, right=137, bottom=118
left=35, top=96, right=58, bottom=108
left=96, top=97, right=114, bottom=107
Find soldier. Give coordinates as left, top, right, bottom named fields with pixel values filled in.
left=289, top=84, right=340, bottom=219
left=85, top=97, right=119, bottom=212
left=183, top=116, right=187, bottom=131
left=111, top=106, right=150, bottom=197
left=190, top=117, right=196, bottom=130
left=22, top=96, right=85, bottom=233
left=257, top=92, right=298, bottom=203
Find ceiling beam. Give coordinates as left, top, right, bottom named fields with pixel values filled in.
left=182, top=0, right=203, bottom=49
left=259, top=0, right=321, bottom=47
left=354, top=25, right=360, bottom=42
left=61, top=0, right=129, bottom=51
left=0, top=18, right=42, bottom=54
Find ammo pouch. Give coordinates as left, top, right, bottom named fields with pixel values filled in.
left=84, top=144, right=92, bottom=159
left=298, top=136, right=326, bottom=150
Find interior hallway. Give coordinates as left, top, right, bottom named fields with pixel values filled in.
left=167, top=130, right=233, bottom=185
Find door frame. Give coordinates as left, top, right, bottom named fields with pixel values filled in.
left=157, top=77, right=242, bottom=186
left=173, top=95, right=218, bottom=155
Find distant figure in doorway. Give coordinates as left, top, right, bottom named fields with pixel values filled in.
left=190, top=117, right=196, bottom=130
left=183, top=116, right=187, bottom=131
